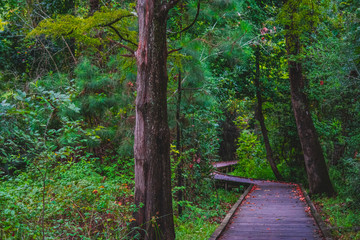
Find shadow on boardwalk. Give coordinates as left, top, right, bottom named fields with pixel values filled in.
left=211, top=171, right=324, bottom=240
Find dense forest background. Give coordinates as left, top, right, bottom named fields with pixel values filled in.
left=0, top=0, right=359, bottom=239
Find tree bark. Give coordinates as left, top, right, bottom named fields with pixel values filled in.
left=176, top=3, right=184, bottom=216
left=176, top=70, right=183, bottom=216
left=219, top=112, right=238, bottom=162
left=133, top=0, right=175, bottom=239
left=254, top=46, right=283, bottom=181
left=89, top=0, right=100, bottom=15
left=285, top=23, right=335, bottom=196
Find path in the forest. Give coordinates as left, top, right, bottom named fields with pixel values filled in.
left=210, top=163, right=325, bottom=240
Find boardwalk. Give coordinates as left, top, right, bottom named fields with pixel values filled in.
left=212, top=172, right=324, bottom=240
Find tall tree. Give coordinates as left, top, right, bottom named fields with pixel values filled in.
left=283, top=0, right=334, bottom=195
left=133, top=0, right=177, bottom=238
left=176, top=70, right=183, bottom=216
left=254, top=46, right=283, bottom=181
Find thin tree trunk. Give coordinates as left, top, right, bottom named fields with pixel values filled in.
left=89, top=0, right=100, bottom=15
left=133, top=0, right=175, bottom=239
left=254, top=46, right=283, bottom=181
left=285, top=19, right=334, bottom=196
left=219, top=113, right=238, bottom=162
left=176, top=3, right=184, bottom=216
left=176, top=70, right=183, bottom=216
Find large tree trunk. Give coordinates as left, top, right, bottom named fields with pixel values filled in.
left=286, top=25, right=335, bottom=196
left=133, top=0, right=175, bottom=239
left=254, top=46, right=283, bottom=181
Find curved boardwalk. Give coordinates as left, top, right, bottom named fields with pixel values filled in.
left=212, top=170, right=324, bottom=240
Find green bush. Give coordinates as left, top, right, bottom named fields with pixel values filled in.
left=314, top=194, right=360, bottom=240
left=0, top=160, right=135, bottom=239
left=233, top=129, right=275, bottom=180
left=175, top=188, right=241, bottom=240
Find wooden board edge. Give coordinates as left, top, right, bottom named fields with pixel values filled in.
left=208, top=183, right=254, bottom=240
left=299, top=184, right=333, bottom=240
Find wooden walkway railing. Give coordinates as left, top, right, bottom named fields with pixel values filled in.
left=210, top=162, right=332, bottom=240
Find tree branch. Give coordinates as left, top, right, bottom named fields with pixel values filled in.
left=108, top=38, right=135, bottom=55
left=98, top=14, right=138, bottom=47
left=65, top=29, right=74, bottom=36
left=61, top=36, right=77, bottom=65
left=107, top=25, right=138, bottom=47
left=38, top=38, right=60, bottom=73
left=120, top=54, right=135, bottom=58
left=168, top=0, right=200, bottom=37
left=99, top=14, right=134, bottom=27
left=168, top=48, right=182, bottom=54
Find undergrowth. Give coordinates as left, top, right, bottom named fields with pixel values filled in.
left=175, top=187, right=244, bottom=240
left=0, top=160, right=136, bottom=239
left=312, top=157, right=360, bottom=240
left=314, top=196, right=360, bottom=240
left=0, top=153, right=244, bottom=240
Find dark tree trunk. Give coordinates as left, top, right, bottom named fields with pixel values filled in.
left=331, top=143, right=345, bottom=166
left=286, top=25, right=335, bottom=196
left=219, top=113, right=238, bottom=162
left=133, top=0, right=175, bottom=239
left=176, top=71, right=183, bottom=216
left=254, top=46, right=283, bottom=181
left=89, top=0, right=100, bottom=15
left=176, top=3, right=184, bottom=216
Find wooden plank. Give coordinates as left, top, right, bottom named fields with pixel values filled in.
left=299, top=184, right=333, bottom=240
left=210, top=164, right=328, bottom=240
left=217, top=237, right=321, bottom=240
left=214, top=181, right=323, bottom=240
left=208, top=184, right=254, bottom=240
left=212, top=161, right=238, bottom=169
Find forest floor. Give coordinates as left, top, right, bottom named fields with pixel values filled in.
left=175, top=188, right=245, bottom=240
left=312, top=197, right=360, bottom=240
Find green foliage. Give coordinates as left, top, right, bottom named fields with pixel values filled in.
left=0, top=0, right=81, bottom=82
left=234, top=129, right=274, bottom=179
left=0, top=81, right=82, bottom=175
left=0, top=160, right=135, bottom=239
left=28, top=8, right=137, bottom=51
left=0, top=19, right=7, bottom=31
left=329, top=157, right=360, bottom=207
left=175, top=188, right=241, bottom=240
left=173, top=100, right=222, bottom=202
left=175, top=218, right=217, bottom=240
left=1, top=0, right=360, bottom=238
left=0, top=66, right=136, bottom=238
left=296, top=0, right=360, bottom=204
left=231, top=103, right=275, bottom=180
left=70, top=57, right=135, bottom=158
left=278, top=0, right=330, bottom=37
left=314, top=194, right=360, bottom=239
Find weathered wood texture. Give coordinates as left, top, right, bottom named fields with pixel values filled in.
left=213, top=171, right=266, bottom=185
left=212, top=161, right=239, bottom=169
left=209, top=184, right=254, bottom=240
left=300, top=184, right=333, bottom=240
left=212, top=172, right=324, bottom=240
left=212, top=161, right=238, bottom=176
